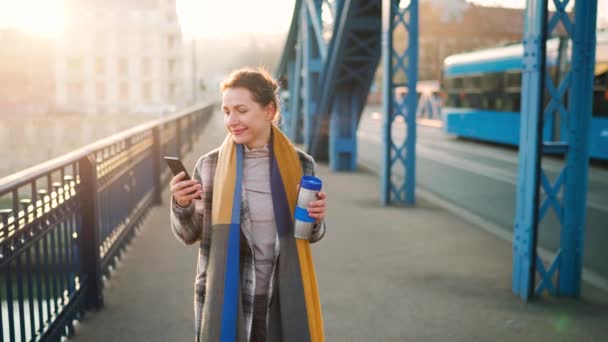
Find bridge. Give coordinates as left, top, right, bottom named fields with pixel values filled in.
left=1, top=1, right=608, bottom=341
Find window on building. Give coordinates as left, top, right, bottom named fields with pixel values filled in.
left=96, top=58, right=105, bottom=75
left=142, top=57, right=151, bottom=75
left=168, top=82, right=176, bottom=99
left=120, top=82, right=129, bottom=102
left=168, top=35, right=176, bottom=49
left=96, top=82, right=105, bottom=101
left=119, top=57, right=129, bottom=76
left=68, top=82, right=84, bottom=99
left=142, top=82, right=152, bottom=101
left=67, top=57, right=82, bottom=74
left=168, top=59, right=176, bottom=74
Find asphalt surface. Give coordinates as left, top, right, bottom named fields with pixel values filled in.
left=357, top=104, right=608, bottom=283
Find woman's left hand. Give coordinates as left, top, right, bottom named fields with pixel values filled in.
left=307, top=191, right=327, bottom=222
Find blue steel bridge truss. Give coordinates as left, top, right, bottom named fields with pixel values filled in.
left=276, top=0, right=597, bottom=301
left=277, top=0, right=383, bottom=171
left=513, top=0, right=598, bottom=300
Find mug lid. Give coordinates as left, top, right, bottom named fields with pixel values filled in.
left=300, top=175, right=322, bottom=191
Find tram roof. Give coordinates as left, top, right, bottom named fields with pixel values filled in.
left=443, top=30, right=608, bottom=77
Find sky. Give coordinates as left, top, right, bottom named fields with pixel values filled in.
left=0, top=0, right=606, bottom=38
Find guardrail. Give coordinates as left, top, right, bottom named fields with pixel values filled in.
left=0, top=103, right=215, bottom=341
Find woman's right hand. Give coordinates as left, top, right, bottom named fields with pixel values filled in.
left=170, top=172, right=202, bottom=207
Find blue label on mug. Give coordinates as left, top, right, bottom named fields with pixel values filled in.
left=295, top=206, right=316, bottom=223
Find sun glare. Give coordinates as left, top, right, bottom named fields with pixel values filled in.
left=0, top=0, right=64, bottom=38
left=177, top=0, right=296, bottom=37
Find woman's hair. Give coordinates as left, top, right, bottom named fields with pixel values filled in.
left=220, top=67, right=282, bottom=125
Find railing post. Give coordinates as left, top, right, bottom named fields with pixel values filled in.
left=152, top=127, right=163, bottom=205
left=176, top=118, right=182, bottom=159
left=187, top=114, right=194, bottom=153
left=78, top=154, right=104, bottom=310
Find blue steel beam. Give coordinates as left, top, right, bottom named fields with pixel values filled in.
left=311, top=0, right=382, bottom=169
left=276, top=0, right=328, bottom=149
left=289, top=43, right=304, bottom=143
left=302, top=0, right=324, bottom=153
left=512, top=0, right=547, bottom=301
left=306, top=0, right=328, bottom=59
left=276, top=0, right=304, bottom=142
left=381, top=0, right=418, bottom=205
left=513, top=0, right=597, bottom=300
left=559, top=0, right=596, bottom=296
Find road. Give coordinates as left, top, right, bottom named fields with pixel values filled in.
left=357, top=105, right=608, bottom=280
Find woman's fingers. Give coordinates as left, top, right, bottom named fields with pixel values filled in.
left=174, top=184, right=201, bottom=197
left=307, top=209, right=325, bottom=220
left=170, top=179, right=199, bottom=193
left=171, top=178, right=202, bottom=207
left=308, top=191, right=326, bottom=208
left=307, top=191, right=326, bottom=220
left=170, top=172, right=187, bottom=187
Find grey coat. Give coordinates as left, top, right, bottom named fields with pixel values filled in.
left=170, top=147, right=326, bottom=341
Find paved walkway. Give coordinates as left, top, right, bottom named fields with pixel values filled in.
left=72, top=112, right=608, bottom=341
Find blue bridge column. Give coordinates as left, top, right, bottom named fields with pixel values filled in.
left=308, top=0, right=381, bottom=166
left=288, top=41, right=304, bottom=143
left=559, top=0, right=597, bottom=296
left=329, top=88, right=360, bottom=170
left=512, top=0, right=547, bottom=301
left=302, top=0, right=325, bottom=153
left=513, top=0, right=597, bottom=300
left=381, top=0, right=418, bottom=205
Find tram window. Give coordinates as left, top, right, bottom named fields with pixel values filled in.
left=481, top=95, right=490, bottom=110
left=495, top=97, right=504, bottom=111
left=465, top=92, right=482, bottom=108
left=472, top=76, right=482, bottom=89
left=481, top=73, right=501, bottom=89
left=446, top=93, right=461, bottom=107
left=505, top=92, right=521, bottom=112
left=463, top=76, right=481, bottom=89
left=594, top=72, right=607, bottom=89
left=505, top=72, right=522, bottom=89
left=444, top=78, right=453, bottom=89
left=450, top=77, right=463, bottom=89
left=593, top=90, right=608, bottom=117
left=486, top=91, right=500, bottom=110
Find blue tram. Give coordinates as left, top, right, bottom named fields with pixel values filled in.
left=441, top=31, right=608, bottom=160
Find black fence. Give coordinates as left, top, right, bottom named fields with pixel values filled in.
left=0, top=103, right=214, bottom=341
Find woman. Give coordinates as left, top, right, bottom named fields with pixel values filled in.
left=169, top=67, right=327, bottom=342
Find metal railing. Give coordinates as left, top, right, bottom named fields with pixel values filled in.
left=0, top=103, right=214, bottom=341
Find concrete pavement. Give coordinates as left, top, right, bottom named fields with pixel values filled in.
left=71, top=111, right=608, bottom=341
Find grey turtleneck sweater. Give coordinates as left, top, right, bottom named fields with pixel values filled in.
left=242, top=144, right=277, bottom=295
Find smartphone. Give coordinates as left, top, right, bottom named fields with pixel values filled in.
left=164, top=156, right=191, bottom=180
left=164, top=156, right=201, bottom=199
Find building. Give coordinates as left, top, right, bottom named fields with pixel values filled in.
left=0, top=28, right=54, bottom=115
left=417, top=0, right=525, bottom=81
left=55, top=0, right=189, bottom=115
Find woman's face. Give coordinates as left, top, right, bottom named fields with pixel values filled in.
left=222, top=87, right=274, bottom=149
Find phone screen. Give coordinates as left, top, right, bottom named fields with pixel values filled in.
left=164, top=156, right=191, bottom=180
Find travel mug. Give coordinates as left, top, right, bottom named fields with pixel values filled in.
left=294, top=175, right=322, bottom=240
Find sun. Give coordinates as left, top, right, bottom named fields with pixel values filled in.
left=0, top=0, right=64, bottom=38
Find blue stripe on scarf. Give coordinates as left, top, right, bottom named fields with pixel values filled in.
left=220, top=144, right=243, bottom=342
left=269, top=143, right=294, bottom=238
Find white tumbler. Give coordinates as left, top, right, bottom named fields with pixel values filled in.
left=294, top=175, right=322, bottom=240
